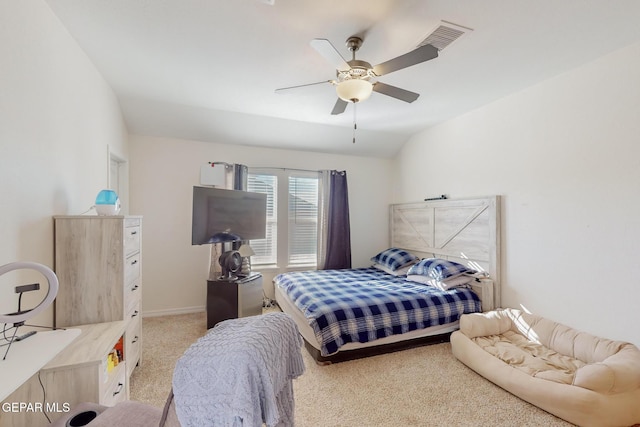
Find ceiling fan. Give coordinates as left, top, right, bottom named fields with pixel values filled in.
left=275, top=36, right=439, bottom=115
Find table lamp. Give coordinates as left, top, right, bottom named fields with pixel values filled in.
left=238, top=244, right=255, bottom=276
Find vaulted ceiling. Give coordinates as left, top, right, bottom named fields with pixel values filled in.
left=46, top=0, right=640, bottom=158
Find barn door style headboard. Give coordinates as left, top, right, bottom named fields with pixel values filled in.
left=390, top=196, right=501, bottom=308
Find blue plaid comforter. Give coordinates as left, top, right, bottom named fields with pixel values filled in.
left=274, top=268, right=481, bottom=356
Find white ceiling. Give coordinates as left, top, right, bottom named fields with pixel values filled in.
left=45, top=0, right=640, bottom=158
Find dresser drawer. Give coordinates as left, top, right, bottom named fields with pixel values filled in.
left=127, top=301, right=141, bottom=324
left=124, top=225, right=141, bottom=257
left=101, top=362, right=127, bottom=407
left=125, top=316, right=142, bottom=377
left=124, top=253, right=141, bottom=285
left=124, top=278, right=142, bottom=316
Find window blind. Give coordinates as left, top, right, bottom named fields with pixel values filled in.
left=288, top=175, right=318, bottom=265
left=247, top=173, right=277, bottom=265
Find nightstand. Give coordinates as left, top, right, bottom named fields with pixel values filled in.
left=206, top=272, right=263, bottom=329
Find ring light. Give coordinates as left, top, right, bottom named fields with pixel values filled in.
left=0, top=262, right=59, bottom=325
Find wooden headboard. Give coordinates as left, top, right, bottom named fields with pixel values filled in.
left=390, top=196, right=501, bottom=309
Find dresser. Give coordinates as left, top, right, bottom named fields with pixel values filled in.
left=53, top=216, right=142, bottom=379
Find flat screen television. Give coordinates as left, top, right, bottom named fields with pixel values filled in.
left=191, top=186, right=267, bottom=245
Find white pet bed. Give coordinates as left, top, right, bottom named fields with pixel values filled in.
left=451, top=308, right=640, bottom=427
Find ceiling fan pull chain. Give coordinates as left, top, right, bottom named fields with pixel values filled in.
left=352, top=103, right=357, bottom=144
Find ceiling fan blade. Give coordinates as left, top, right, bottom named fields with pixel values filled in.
left=373, top=44, right=438, bottom=76
left=275, top=80, right=332, bottom=94
left=373, top=82, right=420, bottom=103
left=331, top=98, right=348, bottom=115
left=310, top=39, right=351, bottom=72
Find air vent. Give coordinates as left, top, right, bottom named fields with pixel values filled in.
left=417, top=20, right=472, bottom=51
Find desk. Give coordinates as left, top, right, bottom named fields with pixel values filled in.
left=0, top=328, right=80, bottom=402
left=0, top=322, right=128, bottom=427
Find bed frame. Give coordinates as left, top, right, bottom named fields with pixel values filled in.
left=275, top=195, right=501, bottom=364
left=391, top=195, right=501, bottom=309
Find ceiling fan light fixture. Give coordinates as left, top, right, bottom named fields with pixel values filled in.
left=336, top=79, right=373, bottom=103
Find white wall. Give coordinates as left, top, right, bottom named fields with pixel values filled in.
left=393, top=41, right=640, bottom=346
left=129, top=135, right=393, bottom=315
left=0, top=1, right=128, bottom=321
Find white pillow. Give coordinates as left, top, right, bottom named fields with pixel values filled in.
left=373, top=262, right=415, bottom=276
left=406, top=274, right=474, bottom=290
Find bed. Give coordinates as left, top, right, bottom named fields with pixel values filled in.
left=274, top=196, right=501, bottom=364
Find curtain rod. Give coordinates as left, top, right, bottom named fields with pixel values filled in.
left=207, top=163, right=317, bottom=173
left=209, top=164, right=345, bottom=174
left=249, top=166, right=321, bottom=173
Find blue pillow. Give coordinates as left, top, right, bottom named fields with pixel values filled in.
left=407, top=258, right=475, bottom=281
left=370, top=248, right=418, bottom=272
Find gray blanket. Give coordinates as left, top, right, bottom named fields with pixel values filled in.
left=172, top=312, right=305, bottom=427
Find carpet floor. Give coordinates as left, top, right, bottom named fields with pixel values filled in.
left=130, top=311, right=573, bottom=426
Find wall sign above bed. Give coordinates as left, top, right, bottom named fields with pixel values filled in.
left=390, top=196, right=501, bottom=308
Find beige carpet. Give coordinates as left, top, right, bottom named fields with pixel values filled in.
left=130, top=311, right=573, bottom=427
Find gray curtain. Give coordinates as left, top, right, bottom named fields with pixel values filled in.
left=220, top=163, right=248, bottom=190
left=319, top=170, right=351, bottom=270
left=222, top=163, right=248, bottom=252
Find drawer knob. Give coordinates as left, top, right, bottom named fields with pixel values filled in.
left=131, top=335, right=139, bottom=344
left=113, top=382, right=124, bottom=396
left=131, top=259, right=138, bottom=265
left=131, top=284, right=139, bottom=291
left=130, top=231, right=138, bottom=235
left=131, top=310, right=139, bottom=318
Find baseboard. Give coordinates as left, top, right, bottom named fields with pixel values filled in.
left=142, top=306, right=205, bottom=318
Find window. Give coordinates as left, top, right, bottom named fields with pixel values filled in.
left=288, top=174, right=318, bottom=265
left=247, top=173, right=277, bottom=265
left=247, top=169, right=319, bottom=269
